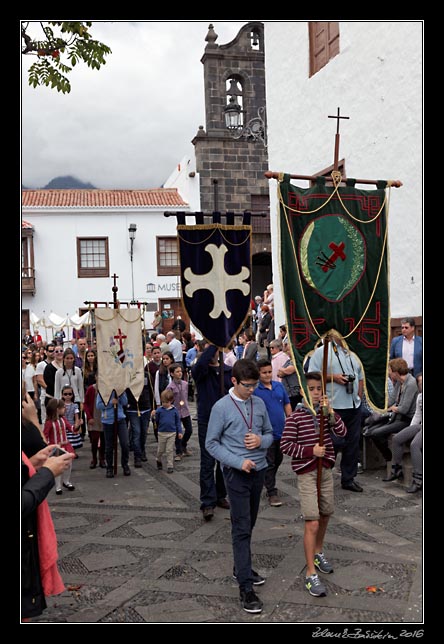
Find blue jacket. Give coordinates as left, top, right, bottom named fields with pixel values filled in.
left=96, top=390, right=128, bottom=424
left=390, top=335, right=423, bottom=377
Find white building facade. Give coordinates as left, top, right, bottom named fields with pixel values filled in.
left=21, top=188, right=192, bottom=339
left=264, top=21, right=423, bottom=329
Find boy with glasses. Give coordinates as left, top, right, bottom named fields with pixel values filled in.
left=206, top=359, right=273, bottom=614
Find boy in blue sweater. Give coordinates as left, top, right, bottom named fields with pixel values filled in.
left=206, top=359, right=273, bottom=614
left=155, top=389, right=182, bottom=474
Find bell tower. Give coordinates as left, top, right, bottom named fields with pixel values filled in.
left=193, top=22, right=271, bottom=288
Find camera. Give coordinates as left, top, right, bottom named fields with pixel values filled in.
left=344, top=374, right=355, bottom=394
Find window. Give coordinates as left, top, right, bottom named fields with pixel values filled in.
left=309, top=22, right=339, bottom=77
left=77, top=237, right=109, bottom=277
left=22, top=230, right=35, bottom=293
left=22, top=237, right=30, bottom=276
left=157, top=237, right=179, bottom=276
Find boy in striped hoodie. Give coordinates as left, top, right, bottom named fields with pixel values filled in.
left=280, top=371, right=346, bottom=597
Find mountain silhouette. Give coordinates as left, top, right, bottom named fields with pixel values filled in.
left=43, top=176, right=97, bottom=189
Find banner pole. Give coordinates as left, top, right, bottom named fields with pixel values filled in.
left=112, top=273, right=119, bottom=475
left=317, top=335, right=330, bottom=509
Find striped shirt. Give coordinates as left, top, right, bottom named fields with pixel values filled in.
left=280, top=405, right=346, bottom=475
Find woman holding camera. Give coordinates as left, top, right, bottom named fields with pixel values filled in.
left=309, top=332, right=364, bottom=493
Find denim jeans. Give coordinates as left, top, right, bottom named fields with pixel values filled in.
left=102, top=419, right=129, bottom=469
left=223, top=466, right=266, bottom=592
left=198, top=422, right=227, bottom=510
left=176, top=415, right=193, bottom=455
left=128, top=411, right=150, bottom=461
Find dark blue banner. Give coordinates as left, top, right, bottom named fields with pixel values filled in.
left=178, top=224, right=252, bottom=348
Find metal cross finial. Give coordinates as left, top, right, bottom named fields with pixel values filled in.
left=328, top=108, right=350, bottom=172
left=111, top=273, right=119, bottom=308
left=328, top=107, right=349, bottom=134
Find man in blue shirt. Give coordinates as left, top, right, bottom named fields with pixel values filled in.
left=253, top=359, right=292, bottom=507
left=206, top=359, right=273, bottom=614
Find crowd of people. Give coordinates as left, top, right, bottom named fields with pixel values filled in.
left=21, top=308, right=422, bottom=618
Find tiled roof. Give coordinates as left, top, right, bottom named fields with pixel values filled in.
left=22, top=189, right=188, bottom=208
left=22, top=220, right=34, bottom=228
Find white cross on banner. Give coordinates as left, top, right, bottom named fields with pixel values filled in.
left=95, top=308, right=144, bottom=403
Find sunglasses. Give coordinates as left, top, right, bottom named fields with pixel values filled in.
left=62, top=392, right=74, bottom=396
left=54, top=350, right=64, bottom=354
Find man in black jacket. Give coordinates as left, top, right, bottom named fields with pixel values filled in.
left=192, top=343, right=232, bottom=521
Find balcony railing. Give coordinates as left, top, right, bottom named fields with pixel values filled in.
left=22, top=267, right=35, bottom=294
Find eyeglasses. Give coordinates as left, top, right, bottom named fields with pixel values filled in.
left=54, top=350, right=64, bottom=354
left=62, top=392, right=73, bottom=396
left=239, top=381, right=259, bottom=390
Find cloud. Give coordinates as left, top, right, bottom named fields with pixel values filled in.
left=21, top=20, right=246, bottom=189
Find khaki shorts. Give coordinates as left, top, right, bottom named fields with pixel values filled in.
left=297, top=468, right=334, bottom=521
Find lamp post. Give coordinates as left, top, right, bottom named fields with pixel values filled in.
left=128, top=223, right=137, bottom=303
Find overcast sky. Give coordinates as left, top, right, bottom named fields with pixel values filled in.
left=21, top=21, right=247, bottom=189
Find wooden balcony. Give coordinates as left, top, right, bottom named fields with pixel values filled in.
left=22, top=267, right=35, bottom=295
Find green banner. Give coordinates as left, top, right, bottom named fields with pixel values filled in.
left=278, top=174, right=390, bottom=410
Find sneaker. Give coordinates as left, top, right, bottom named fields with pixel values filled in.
left=268, top=495, right=282, bottom=507
left=167, top=467, right=174, bottom=473
left=106, top=468, right=114, bottom=478
left=156, top=460, right=163, bottom=470
left=123, top=465, right=131, bottom=476
left=134, top=460, right=142, bottom=468
left=233, top=569, right=265, bottom=586
left=239, top=589, right=263, bottom=613
left=183, top=449, right=193, bottom=456
left=305, top=573, right=327, bottom=597
left=140, top=453, right=148, bottom=462
left=314, top=552, right=334, bottom=574
left=174, top=454, right=182, bottom=462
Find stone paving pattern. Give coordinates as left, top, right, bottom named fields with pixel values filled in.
left=33, top=400, right=422, bottom=624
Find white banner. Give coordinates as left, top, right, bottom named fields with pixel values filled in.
left=95, top=308, right=144, bottom=403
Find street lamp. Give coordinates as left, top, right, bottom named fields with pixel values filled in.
left=224, top=95, right=243, bottom=131
left=224, top=101, right=267, bottom=147
left=128, top=223, right=137, bottom=303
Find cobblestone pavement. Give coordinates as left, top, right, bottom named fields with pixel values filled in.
left=32, top=400, right=423, bottom=626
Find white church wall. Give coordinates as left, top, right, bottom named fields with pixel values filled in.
left=164, top=151, right=201, bottom=212
left=264, top=21, right=423, bottom=329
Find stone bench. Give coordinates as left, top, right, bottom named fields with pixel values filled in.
left=362, top=434, right=413, bottom=487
